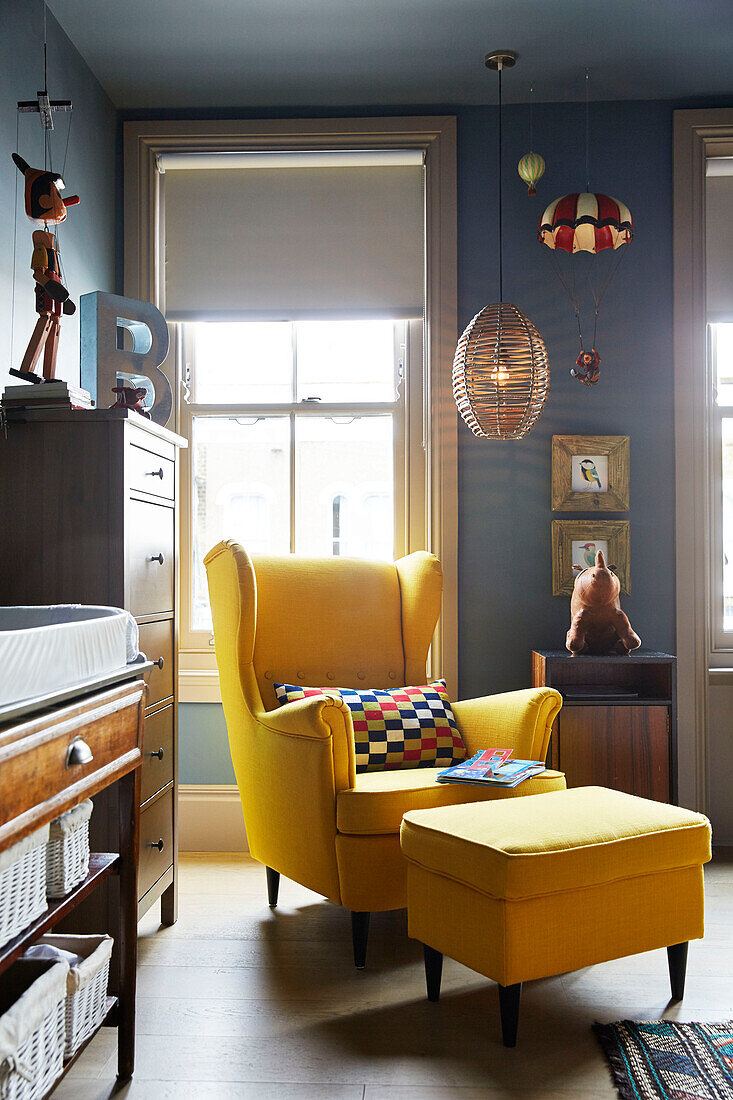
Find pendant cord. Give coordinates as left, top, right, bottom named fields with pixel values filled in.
left=498, top=64, right=503, bottom=303
left=584, top=68, right=590, bottom=192
left=529, top=84, right=534, bottom=150
left=43, top=1, right=52, bottom=172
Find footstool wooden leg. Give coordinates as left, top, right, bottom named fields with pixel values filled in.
left=424, top=944, right=443, bottom=1002
left=498, top=982, right=522, bottom=1047
left=667, top=942, right=689, bottom=1001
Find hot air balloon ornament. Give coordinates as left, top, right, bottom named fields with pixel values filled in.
left=518, top=152, right=545, bottom=196
left=517, top=86, right=545, bottom=196
left=539, top=71, right=633, bottom=385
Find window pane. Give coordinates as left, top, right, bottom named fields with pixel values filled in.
left=295, top=415, right=393, bottom=559
left=192, top=322, right=293, bottom=403
left=191, top=416, right=290, bottom=630
left=723, top=418, right=733, bottom=631
left=296, top=320, right=397, bottom=403
left=713, top=323, right=733, bottom=406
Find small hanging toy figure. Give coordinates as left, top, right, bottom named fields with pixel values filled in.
left=571, top=346, right=601, bottom=386
left=10, top=153, right=80, bottom=383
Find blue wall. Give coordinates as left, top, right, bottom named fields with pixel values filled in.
left=174, top=97, right=684, bottom=781
left=179, top=704, right=235, bottom=784
left=1, top=0, right=116, bottom=387
left=458, top=99, right=675, bottom=694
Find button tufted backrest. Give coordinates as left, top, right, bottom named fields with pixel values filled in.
left=252, top=554, right=407, bottom=710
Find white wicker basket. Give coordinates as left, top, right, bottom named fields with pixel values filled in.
left=46, top=801, right=92, bottom=899
left=0, top=958, right=67, bottom=1100
left=0, top=826, right=49, bottom=951
left=25, top=935, right=113, bottom=1057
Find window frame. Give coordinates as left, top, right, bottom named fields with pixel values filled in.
left=178, top=317, right=413, bottom=650
left=708, top=322, right=733, bottom=653
left=124, top=116, right=458, bottom=701
left=673, top=109, right=733, bottom=814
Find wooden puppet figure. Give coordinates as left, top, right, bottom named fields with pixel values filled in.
left=11, top=153, right=80, bottom=383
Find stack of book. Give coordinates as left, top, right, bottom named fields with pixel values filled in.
left=437, top=748, right=546, bottom=788
left=2, top=380, right=94, bottom=411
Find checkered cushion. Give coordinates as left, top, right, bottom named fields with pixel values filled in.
left=273, top=679, right=467, bottom=773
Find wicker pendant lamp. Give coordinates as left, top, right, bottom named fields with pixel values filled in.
left=453, top=51, right=549, bottom=440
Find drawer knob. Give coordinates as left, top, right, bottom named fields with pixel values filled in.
left=149, top=553, right=165, bottom=565
left=153, top=657, right=165, bottom=670
left=150, top=838, right=165, bottom=852
left=150, top=747, right=165, bottom=760
left=66, top=738, right=93, bottom=767
left=148, top=468, right=164, bottom=479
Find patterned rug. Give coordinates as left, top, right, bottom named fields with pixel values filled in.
left=593, top=1020, right=733, bottom=1099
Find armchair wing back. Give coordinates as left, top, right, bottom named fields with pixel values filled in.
left=203, top=541, right=444, bottom=902
left=205, top=542, right=444, bottom=715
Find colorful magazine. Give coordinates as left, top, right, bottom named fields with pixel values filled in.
left=437, top=749, right=546, bottom=787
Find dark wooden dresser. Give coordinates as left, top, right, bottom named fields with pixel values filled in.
left=0, top=408, right=186, bottom=923
left=532, top=650, right=677, bottom=803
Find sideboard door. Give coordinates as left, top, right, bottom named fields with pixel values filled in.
left=553, top=704, right=671, bottom=801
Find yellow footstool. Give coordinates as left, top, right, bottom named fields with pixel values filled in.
left=400, top=786, right=712, bottom=1046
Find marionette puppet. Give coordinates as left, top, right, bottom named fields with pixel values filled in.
left=10, top=152, right=80, bottom=383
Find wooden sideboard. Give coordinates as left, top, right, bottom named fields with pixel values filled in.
left=0, top=408, right=186, bottom=923
left=0, top=672, right=145, bottom=1089
left=532, top=650, right=677, bottom=803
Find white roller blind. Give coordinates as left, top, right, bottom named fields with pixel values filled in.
left=162, top=151, right=425, bottom=320
left=706, top=159, right=733, bottom=319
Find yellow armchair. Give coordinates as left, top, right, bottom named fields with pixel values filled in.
left=204, top=540, right=564, bottom=967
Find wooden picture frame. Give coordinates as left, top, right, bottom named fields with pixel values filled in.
left=552, top=519, right=630, bottom=596
left=551, top=435, right=630, bottom=511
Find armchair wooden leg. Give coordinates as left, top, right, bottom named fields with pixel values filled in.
left=351, top=911, right=370, bottom=969
left=498, top=982, right=522, bottom=1047
left=667, top=942, right=688, bottom=1001
left=266, top=867, right=280, bottom=908
left=424, top=944, right=443, bottom=1002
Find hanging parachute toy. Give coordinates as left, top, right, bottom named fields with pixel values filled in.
left=518, top=152, right=545, bottom=196
left=538, top=192, right=632, bottom=384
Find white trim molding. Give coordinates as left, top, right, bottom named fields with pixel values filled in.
left=179, top=670, right=221, bottom=704
left=178, top=784, right=247, bottom=852
left=673, top=108, right=733, bottom=813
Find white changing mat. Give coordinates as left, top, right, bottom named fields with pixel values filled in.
left=0, top=605, right=140, bottom=706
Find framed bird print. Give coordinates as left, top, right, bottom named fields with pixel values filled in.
left=551, top=435, right=630, bottom=511
left=551, top=519, right=630, bottom=596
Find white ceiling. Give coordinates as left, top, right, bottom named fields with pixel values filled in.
left=46, top=0, right=733, bottom=110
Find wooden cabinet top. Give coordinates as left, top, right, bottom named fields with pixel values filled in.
left=533, top=650, right=676, bottom=664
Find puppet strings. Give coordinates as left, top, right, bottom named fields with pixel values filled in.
left=10, top=113, right=20, bottom=366
left=547, top=244, right=627, bottom=352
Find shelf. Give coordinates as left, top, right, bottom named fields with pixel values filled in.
left=536, top=649, right=675, bottom=662
left=42, top=996, right=118, bottom=1100
left=0, top=853, right=119, bottom=976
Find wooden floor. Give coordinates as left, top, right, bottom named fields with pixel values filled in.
left=57, top=849, right=733, bottom=1099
